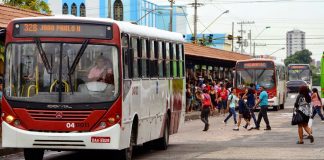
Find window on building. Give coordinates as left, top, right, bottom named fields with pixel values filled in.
left=80, top=3, right=86, bottom=17
left=114, top=0, right=123, bottom=21
left=71, top=3, right=77, bottom=16
left=62, top=3, right=68, bottom=14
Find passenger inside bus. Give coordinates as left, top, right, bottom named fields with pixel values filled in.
left=87, top=55, right=114, bottom=84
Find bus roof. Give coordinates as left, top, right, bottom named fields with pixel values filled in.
left=11, top=16, right=185, bottom=42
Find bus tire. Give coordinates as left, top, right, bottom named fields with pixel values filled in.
left=120, top=120, right=138, bottom=160
left=24, top=149, right=44, bottom=160
left=280, top=103, right=284, bottom=109
left=155, top=114, right=170, bottom=150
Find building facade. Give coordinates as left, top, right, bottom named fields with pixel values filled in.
left=286, top=29, right=305, bottom=57
left=44, top=0, right=187, bottom=34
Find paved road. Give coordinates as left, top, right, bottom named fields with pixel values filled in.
left=2, top=93, right=324, bottom=160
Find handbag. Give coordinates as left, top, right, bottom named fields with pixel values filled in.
left=291, top=108, right=304, bottom=125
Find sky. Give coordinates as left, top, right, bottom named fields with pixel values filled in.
left=152, top=0, right=324, bottom=61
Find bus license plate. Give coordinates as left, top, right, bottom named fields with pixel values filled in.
left=91, top=137, right=110, bottom=143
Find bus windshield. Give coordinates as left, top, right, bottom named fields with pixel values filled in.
left=288, top=68, right=310, bottom=82
left=5, top=42, right=119, bottom=103
left=236, top=69, right=275, bottom=90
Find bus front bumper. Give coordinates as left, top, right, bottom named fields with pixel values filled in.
left=2, top=122, right=121, bottom=150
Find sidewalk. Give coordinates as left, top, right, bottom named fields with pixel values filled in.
left=0, top=111, right=204, bottom=157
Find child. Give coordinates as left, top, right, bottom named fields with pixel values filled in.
left=234, top=93, right=252, bottom=131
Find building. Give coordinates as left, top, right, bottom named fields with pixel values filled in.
left=286, top=29, right=305, bottom=57
left=44, top=0, right=187, bottom=34
left=185, top=33, right=233, bottom=51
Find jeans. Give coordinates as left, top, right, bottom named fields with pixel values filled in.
left=248, top=105, right=257, bottom=127
left=311, top=107, right=324, bottom=120
left=224, top=107, right=237, bottom=124
left=201, top=107, right=210, bottom=127
left=256, top=106, right=270, bottom=128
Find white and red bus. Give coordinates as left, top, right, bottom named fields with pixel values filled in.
left=234, top=59, right=286, bottom=110
left=1, top=16, right=185, bottom=160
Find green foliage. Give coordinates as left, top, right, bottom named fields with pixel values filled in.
left=3, top=0, right=51, bottom=14
left=284, top=49, right=312, bottom=66
left=311, top=65, right=320, bottom=86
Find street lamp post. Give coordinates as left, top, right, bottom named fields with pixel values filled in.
left=269, top=47, right=285, bottom=56
left=200, top=10, right=229, bottom=34
left=253, top=26, right=270, bottom=57
left=136, top=8, right=172, bottom=25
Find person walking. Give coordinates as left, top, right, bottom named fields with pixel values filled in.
left=200, top=88, right=213, bottom=131
left=294, top=86, right=314, bottom=144
left=254, top=86, right=271, bottom=130
left=310, top=88, right=324, bottom=121
left=244, top=88, right=257, bottom=129
left=234, top=93, right=251, bottom=131
left=186, top=83, right=193, bottom=113
left=224, top=88, right=238, bottom=127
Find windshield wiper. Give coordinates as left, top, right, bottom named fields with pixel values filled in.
left=68, top=39, right=89, bottom=75
left=35, top=38, right=52, bottom=73
left=67, top=56, right=74, bottom=94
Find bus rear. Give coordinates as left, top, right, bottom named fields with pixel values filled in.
left=2, top=17, right=123, bottom=158
left=235, top=59, right=285, bottom=110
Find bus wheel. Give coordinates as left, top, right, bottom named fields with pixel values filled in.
left=120, top=123, right=137, bottom=160
left=156, top=115, right=170, bottom=150
left=24, top=149, right=44, bottom=160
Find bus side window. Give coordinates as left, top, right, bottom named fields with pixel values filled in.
left=157, top=41, right=163, bottom=78
left=172, top=43, right=178, bottom=78
left=131, top=37, right=139, bottom=78
left=122, top=34, right=131, bottom=79
left=151, top=40, right=158, bottom=78
left=165, top=42, right=170, bottom=78
left=177, top=44, right=184, bottom=78
left=140, top=39, right=148, bottom=78
left=169, top=43, right=174, bottom=77
left=162, top=41, right=166, bottom=77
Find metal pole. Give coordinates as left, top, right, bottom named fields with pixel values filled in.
left=108, top=0, right=111, bottom=18
left=253, top=42, right=256, bottom=57
left=193, top=0, right=198, bottom=43
left=240, top=23, right=243, bottom=54
left=169, top=0, right=174, bottom=32
left=249, top=30, right=252, bottom=55
left=232, top=22, right=234, bottom=52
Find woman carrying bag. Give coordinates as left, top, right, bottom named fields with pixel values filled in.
left=292, top=86, right=314, bottom=144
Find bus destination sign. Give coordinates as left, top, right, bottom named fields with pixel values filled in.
left=13, top=23, right=113, bottom=39
left=288, top=65, right=308, bottom=69
left=237, top=61, right=274, bottom=69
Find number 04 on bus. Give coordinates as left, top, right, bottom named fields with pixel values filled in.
left=1, top=17, right=186, bottom=160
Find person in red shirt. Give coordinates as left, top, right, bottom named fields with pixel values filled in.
left=199, top=88, right=213, bottom=131
left=218, top=84, right=228, bottom=116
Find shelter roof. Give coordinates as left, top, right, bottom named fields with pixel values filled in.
left=0, top=4, right=48, bottom=28
left=184, top=43, right=252, bottom=62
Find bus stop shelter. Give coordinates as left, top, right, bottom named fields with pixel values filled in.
left=184, top=43, right=252, bottom=82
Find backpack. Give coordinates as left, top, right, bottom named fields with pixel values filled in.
left=298, top=95, right=312, bottom=116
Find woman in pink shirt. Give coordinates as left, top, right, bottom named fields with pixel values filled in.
left=88, top=56, right=113, bottom=84
left=310, top=88, right=324, bottom=121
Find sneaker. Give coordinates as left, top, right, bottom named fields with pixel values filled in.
left=223, top=121, right=227, bottom=125
left=264, top=127, right=271, bottom=131
left=233, top=128, right=239, bottom=131
left=309, top=135, right=314, bottom=143
left=253, top=127, right=260, bottom=130
left=243, top=125, right=247, bottom=129
left=247, top=126, right=253, bottom=131
left=321, top=120, right=324, bottom=123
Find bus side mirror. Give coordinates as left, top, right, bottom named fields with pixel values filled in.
left=0, top=29, right=6, bottom=42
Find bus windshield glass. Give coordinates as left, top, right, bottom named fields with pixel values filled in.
left=236, top=69, right=275, bottom=90
left=5, top=42, right=119, bottom=103
left=288, top=66, right=310, bottom=82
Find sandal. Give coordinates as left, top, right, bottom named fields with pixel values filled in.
left=309, top=135, right=314, bottom=143
left=296, top=141, right=304, bottom=144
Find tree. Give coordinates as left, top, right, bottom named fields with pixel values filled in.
left=284, top=49, right=312, bottom=66
left=3, top=0, right=51, bottom=14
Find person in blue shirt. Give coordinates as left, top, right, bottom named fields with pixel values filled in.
left=253, top=86, right=271, bottom=130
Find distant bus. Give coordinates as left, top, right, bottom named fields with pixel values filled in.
left=234, top=59, right=286, bottom=110
left=1, top=16, right=185, bottom=160
left=287, top=64, right=312, bottom=89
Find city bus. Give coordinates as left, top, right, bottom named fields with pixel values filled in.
left=234, top=59, right=286, bottom=110
left=287, top=64, right=312, bottom=90
left=0, top=16, right=185, bottom=160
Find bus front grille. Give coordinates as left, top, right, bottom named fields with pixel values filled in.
left=27, top=110, right=91, bottom=121
left=33, top=139, right=86, bottom=147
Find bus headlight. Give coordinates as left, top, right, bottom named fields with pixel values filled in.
left=5, top=115, right=15, bottom=123
left=108, top=117, right=115, bottom=124
left=99, top=122, right=107, bottom=128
